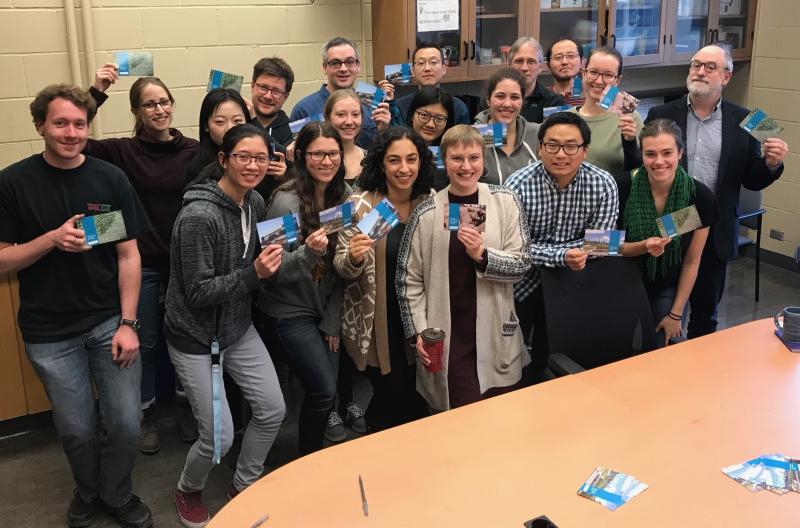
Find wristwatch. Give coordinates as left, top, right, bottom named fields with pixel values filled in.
left=119, top=318, right=141, bottom=333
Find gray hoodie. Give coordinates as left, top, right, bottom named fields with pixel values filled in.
left=474, top=110, right=540, bottom=186
left=165, top=182, right=265, bottom=354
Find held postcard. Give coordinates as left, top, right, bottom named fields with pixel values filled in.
left=443, top=203, right=486, bottom=233
left=256, top=212, right=301, bottom=249
left=76, top=210, right=127, bottom=246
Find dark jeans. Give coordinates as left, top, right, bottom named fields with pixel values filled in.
left=649, top=286, right=688, bottom=348
left=25, top=315, right=140, bottom=508
left=268, top=315, right=338, bottom=455
left=138, top=267, right=164, bottom=408
left=364, top=359, right=427, bottom=432
left=337, top=351, right=356, bottom=413
left=688, top=238, right=728, bottom=339
left=516, top=286, right=548, bottom=385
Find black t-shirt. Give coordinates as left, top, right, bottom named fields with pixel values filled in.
left=616, top=173, right=718, bottom=296
left=0, top=154, right=150, bottom=343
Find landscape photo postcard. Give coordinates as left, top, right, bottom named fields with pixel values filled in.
left=355, top=198, right=399, bottom=241
left=319, top=200, right=356, bottom=234
left=543, top=104, right=574, bottom=118
left=428, top=146, right=444, bottom=169
left=655, top=204, right=702, bottom=239
left=355, top=80, right=385, bottom=110
left=583, top=229, right=625, bottom=256
left=598, top=85, right=639, bottom=115
left=443, top=203, right=486, bottom=233
left=577, top=466, right=648, bottom=511
left=256, top=212, right=301, bottom=249
left=739, top=108, right=783, bottom=143
left=207, top=69, right=244, bottom=92
left=76, top=210, right=127, bottom=246
left=384, top=63, right=413, bottom=86
left=473, top=122, right=507, bottom=147
left=288, top=113, right=324, bottom=139
left=116, top=51, right=154, bottom=77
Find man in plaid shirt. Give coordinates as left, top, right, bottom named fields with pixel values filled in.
left=504, top=112, right=618, bottom=381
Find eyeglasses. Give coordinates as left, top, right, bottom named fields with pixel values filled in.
left=305, top=150, right=342, bottom=162
left=583, top=68, right=618, bottom=83
left=689, top=60, right=724, bottom=73
left=324, top=58, right=360, bottom=70
left=139, top=98, right=172, bottom=111
left=541, top=142, right=585, bottom=155
left=253, top=83, right=289, bottom=99
left=413, top=59, right=442, bottom=68
left=415, top=110, right=447, bottom=126
left=550, top=52, right=580, bottom=62
left=511, top=58, right=539, bottom=67
left=446, top=154, right=483, bottom=165
left=229, top=152, right=270, bottom=166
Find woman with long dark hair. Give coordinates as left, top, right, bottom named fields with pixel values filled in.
left=404, top=87, right=455, bottom=191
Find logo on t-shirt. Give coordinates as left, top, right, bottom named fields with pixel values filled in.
left=86, top=202, right=112, bottom=212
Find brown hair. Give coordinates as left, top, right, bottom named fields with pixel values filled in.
left=129, top=77, right=175, bottom=135
left=252, top=56, right=295, bottom=92
left=439, top=124, right=484, bottom=160
left=323, top=89, right=362, bottom=121
left=30, top=84, right=97, bottom=126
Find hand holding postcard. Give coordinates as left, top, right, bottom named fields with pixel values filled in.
left=739, top=108, right=783, bottom=143
left=428, top=146, right=444, bottom=169
left=356, top=198, right=400, bottom=241
left=355, top=81, right=385, bottom=110
left=598, top=85, right=639, bottom=116
left=384, top=63, right=413, bottom=86
left=207, top=69, right=244, bottom=93
left=76, top=211, right=127, bottom=246
left=116, top=52, right=154, bottom=77
left=319, top=200, right=356, bottom=234
left=583, top=229, right=625, bottom=256
left=443, top=204, right=486, bottom=233
left=289, top=113, right=324, bottom=139
left=257, top=212, right=301, bottom=248
left=577, top=466, right=648, bottom=511
left=655, top=205, right=702, bottom=239
left=473, top=122, right=507, bottom=147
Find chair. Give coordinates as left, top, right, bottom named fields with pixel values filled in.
left=737, top=188, right=766, bottom=302
left=539, top=257, right=657, bottom=378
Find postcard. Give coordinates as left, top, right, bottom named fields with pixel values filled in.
left=571, top=75, right=583, bottom=97
left=77, top=210, right=127, bottom=246
left=543, top=104, right=574, bottom=118
left=656, top=205, right=702, bottom=239
left=473, top=122, right=507, bottom=147
left=207, top=69, right=244, bottom=93
left=319, top=200, right=356, bottom=234
left=256, top=212, right=301, bottom=248
left=356, top=198, right=399, bottom=241
left=577, top=466, right=648, bottom=511
left=355, top=81, right=385, bottom=110
left=428, top=146, right=444, bottom=169
left=443, top=203, right=486, bottom=233
left=583, top=229, right=625, bottom=256
left=739, top=108, right=783, bottom=143
left=288, top=113, right=324, bottom=139
left=384, top=63, right=413, bottom=86
left=116, top=52, right=154, bottom=77
left=598, top=85, right=639, bottom=115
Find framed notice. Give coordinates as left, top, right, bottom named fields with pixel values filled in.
left=417, top=0, right=459, bottom=32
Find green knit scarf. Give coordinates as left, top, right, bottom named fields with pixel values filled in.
left=623, top=165, right=695, bottom=280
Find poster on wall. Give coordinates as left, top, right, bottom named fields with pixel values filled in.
left=417, top=0, right=459, bottom=33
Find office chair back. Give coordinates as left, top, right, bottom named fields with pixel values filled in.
left=738, top=189, right=763, bottom=230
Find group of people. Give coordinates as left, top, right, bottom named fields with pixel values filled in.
left=0, top=31, right=788, bottom=528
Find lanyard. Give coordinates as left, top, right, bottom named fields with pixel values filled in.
left=210, top=310, right=222, bottom=465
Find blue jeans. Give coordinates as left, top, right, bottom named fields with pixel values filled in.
left=138, top=267, right=164, bottom=408
left=25, top=315, right=141, bottom=508
left=649, top=286, right=688, bottom=348
left=269, top=315, right=338, bottom=455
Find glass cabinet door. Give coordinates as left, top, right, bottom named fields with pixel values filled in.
left=471, top=0, right=527, bottom=75
left=716, top=0, right=754, bottom=58
left=669, top=0, right=711, bottom=62
left=537, top=0, right=606, bottom=60
left=607, top=0, right=665, bottom=66
left=411, top=0, right=470, bottom=81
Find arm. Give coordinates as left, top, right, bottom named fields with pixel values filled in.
left=111, top=239, right=141, bottom=368
left=620, top=112, right=643, bottom=170
left=333, top=226, right=369, bottom=279
left=478, top=192, right=531, bottom=282
left=319, top=277, right=345, bottom=337
left=0, top=214, right=90, bottom=275
left=621, top=237, right=670, bottom=258
left=396, top=207, right=429, bottom=339
left=741, top=136, right=787, bottom=191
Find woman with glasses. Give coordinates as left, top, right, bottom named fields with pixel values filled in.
left=86, top=64, right=199, bottom=455
left=474, top=67, right=540, bottom=185
left=323, top=90, right=367, bottom=185
left=405, top=86, right=456, bottom=190
left=256, top=122, right=351, bottom=454
left=396, top=125, right=531, bottom=411
left=166, top=124, right=286, bottom=526
left=571, top=46, right=642, bottom=175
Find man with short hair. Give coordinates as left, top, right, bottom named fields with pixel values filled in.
left=508, top=37, right=564, bottom=123
left=251, top=56, right=294, bottom=145
left=504, top=112, right=618, bottom=380
left=394, top=43, right=471, bottom=125
left=0, top=84, right=152, bottom=527
left=546, top=37, right=586, bottom=106
left=646, top=45, right=788, bottom=338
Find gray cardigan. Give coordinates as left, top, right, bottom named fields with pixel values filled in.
left=474, top=110, right=540, bottom=186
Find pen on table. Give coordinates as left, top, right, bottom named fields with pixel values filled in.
left=358, top=474, right=369, bottom=517
left=249, top=513, right=269, bottom=528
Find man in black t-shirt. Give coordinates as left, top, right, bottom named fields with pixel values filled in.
left=0, top=85, right=152, bottom=528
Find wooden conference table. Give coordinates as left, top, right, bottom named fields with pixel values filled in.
left=210, top=319, right=800, bottom=527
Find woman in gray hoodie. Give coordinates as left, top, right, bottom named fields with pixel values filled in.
left=165, top=124, right=286, bottom=527
left=474, top=67, right=540, bottom=185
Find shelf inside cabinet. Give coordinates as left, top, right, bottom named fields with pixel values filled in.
left=540, top=7, right=595, bottom=13
left=476, top=13, right=517, bottom=19
left=719, top=13, right=747, bottom=18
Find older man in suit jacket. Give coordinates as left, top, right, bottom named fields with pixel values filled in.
left=646, top=45, right=788, bottom=338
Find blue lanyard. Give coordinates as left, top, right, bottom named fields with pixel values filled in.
left=211, top=337, right=222, bottom=465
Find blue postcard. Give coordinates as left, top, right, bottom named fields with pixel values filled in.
left=656, top=205, right=702, bottom=239
left=77, top=210, right=127, bottom=246
left=739, top=108, right=783, bottom=143
left=443, top=204, right=486, bottom=233
left=288, top=113, right=324, bottom=138
left=384, top=63, right=413, bottom=85
left=319, top=200, right=356, bottom=234
left=116, top=51, right=153, bottom=77
left=256, top=212, right=301, bottom=248
left=543, top=105, right=574, bottom=118
left=355, top=81, right=385, bottom=110
left=584, top=229, right=625, bottom=256
left=428, top=146, right=444, bottom=169
left=572, top=74, right=583, bottom=97
left=577, top=466, right=648, bottom=511
left=473, top=122, right=507, bottom=147
left=356, top=198, right=399, bottom=240
left=207, top=69, right=244, bottom=93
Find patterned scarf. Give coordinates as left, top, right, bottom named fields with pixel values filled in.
left=623, top=165, right=695, bottom=280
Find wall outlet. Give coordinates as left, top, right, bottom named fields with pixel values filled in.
left=769, top=229, right=785, bottom=241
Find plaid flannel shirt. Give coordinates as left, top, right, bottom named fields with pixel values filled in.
left=503, top=160, right=619, bottom=301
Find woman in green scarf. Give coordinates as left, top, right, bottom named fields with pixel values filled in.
left=617, top=119, right=717, bottom=347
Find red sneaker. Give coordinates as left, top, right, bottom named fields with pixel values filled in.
left=174, top=489, right=210, bottom=528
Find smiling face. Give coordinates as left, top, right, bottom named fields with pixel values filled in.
left=324, top=44, right=360, bottom=90
left=583, top=52, right=621, bottom=103
left=328, top=96, right=362, bottom=143
left=412, top=47, right=446, bottom=87
left=219, top=135, right=269, bottom=194
left=509, top=42, right=542, bottom=93
left=444, top=141, right=484, bottom=195
left=382, top=137, right=420, bottom=195
left=686, top=46, right=731, bottom=100
left=37, top=97, right=90, bottom=168
left=134, top=83, right=173, bottom=135
left=208, top=100, right=248, bottom=147
left=488, top=78, right=523, bottom=125
left=251, top=74, right=288, bottom=120
left=548, top=40, right=583, bottom=83
left=304, top=136, right=342, bottom=187
left=642, top=133, right=683, bottom=185
left=538, top=124, right=587, bottom=184
left=411, top=102, right=448, bottom=144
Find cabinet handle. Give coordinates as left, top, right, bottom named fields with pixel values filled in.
left=663, top=34, right=666, bottom=45
left=407, top=48, right=410, bottom=60
left=714, top=29, right=719, bottom=43
left=464, top=41, right=468, bottom=61
left=470, top=40, right=476, bottom=60
left=611, top=34, right=616, bottom=48
left=670, top=34, right=673, bottom=45
left=707, top=29, right=712, bottom=44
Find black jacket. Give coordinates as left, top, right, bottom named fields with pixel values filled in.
left=521, top=82, right=565, bottom=124
left=252, top=110, right=292, bottom=146
left=646, top=97, right=783, bottom=262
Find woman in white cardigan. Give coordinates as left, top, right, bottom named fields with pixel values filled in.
left=396, top=125, right=532, bottom=411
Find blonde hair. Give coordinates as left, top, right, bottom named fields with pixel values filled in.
left=440, top=124, right=484, bottom=160
left=323, top=89, right=362, bottom=121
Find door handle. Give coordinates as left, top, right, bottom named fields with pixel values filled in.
left=470, top=40, right=476, bottom=60
left=463, top=41, right=468, bottom=61
left=611, top=33, right=616, bottom=48
left=713, top=29, right=719, bottom=43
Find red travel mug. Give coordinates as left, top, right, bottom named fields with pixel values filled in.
left=421, top=328, right=445, bottom=373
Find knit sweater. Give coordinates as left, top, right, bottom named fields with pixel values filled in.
left=473, top=110, right=540, bottom=186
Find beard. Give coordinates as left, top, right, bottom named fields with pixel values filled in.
left=686, top=78, right=714, bottom=98
left=551, top=69, right=575, bottom=83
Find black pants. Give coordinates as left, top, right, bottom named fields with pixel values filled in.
left=515, top=286, right=548, bottom=385
left=688, top=237, right=728, bottom=339
left=336, top=351, right=356, bottom=413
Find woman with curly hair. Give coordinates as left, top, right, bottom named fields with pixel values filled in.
left=333, top=127, right=434, bottom=431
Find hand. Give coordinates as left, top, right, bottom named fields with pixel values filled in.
left=763, top=138, right=788, bottom=168
left=644, top=237, right=671, bottom=257
left=456, top=225, right=485, bottom=262
left=254, top=244, right=282, bottom=279
left=111, top=324, right=140, bottom=368
left=266, top=151, right=287, bottom=178
left=372, top=102, right=392, bottom=132
left=348, top=233, right=373, bottom=265
left=415, top=334, right=431, bottom=367
left=286, top=141, right=296, bottom=163
left=377, top=80, right=395, bottom=101
left=565, top=248, right=588, bottom=271
left=50, top=214, right=92, bottom=253
left=242, top=95, right=256, bottom=120
left=618, top=114, right=637, bottom=141
left=94, top=62, right=119, bottom=92
left=656, top=315, right=683, bottom=347
left=323, top=334, right=340, bottom=353
left=305, top=228, right=329, bottom=255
